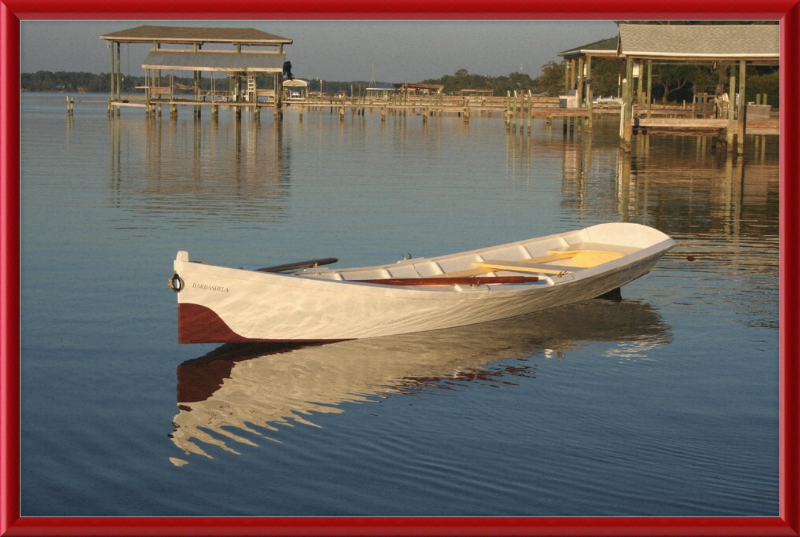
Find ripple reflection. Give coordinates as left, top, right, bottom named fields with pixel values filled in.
left=169, top=299, right=671, bottom=464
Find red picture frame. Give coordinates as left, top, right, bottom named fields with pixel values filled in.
left=1, top=1, right=798, bottom=535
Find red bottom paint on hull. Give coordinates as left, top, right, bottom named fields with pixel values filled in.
left=177, top=303, right=349, bottom=344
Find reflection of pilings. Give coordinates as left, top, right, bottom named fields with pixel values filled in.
left=722, top=155, right=745, bottom=240
left=109, top=115, right=122, bottom=189
left=274, top=116, right=283, bottom=175
left=617, top=150, right=632, bottom=222
left=247, top=113, right=257, bottom=172
left=753, top=135, right=769, bottom=164
left=193, top=115, right=202, bottom=183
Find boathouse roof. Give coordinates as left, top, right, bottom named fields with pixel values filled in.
left=283, top=79, right=309, bottom=88
left=617, top=23, right=779, bottom=62
left=142, top=50, right=285, bottom=73
left=558, top=36, right=619, bottom=59
left=100, top=25, right=292, bottom=46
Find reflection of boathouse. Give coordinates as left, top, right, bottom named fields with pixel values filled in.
left=100, top=26, right=292, bottom=118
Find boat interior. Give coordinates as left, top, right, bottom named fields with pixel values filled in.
left=298, top=237, right=643, bottom=285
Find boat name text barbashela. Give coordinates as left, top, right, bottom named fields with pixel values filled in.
left=192, top=282, right=230, bottom=293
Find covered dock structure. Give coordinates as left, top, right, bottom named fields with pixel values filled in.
left=100, top=25, right=293, bottom=119
left=559, top=24, right=779, bottom=154
left=617, top=23, right=779, bottom=153
left=558, top=36, right=620, bottom=133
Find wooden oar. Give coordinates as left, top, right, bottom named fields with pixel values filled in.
left=257, top=257, right=338, bottom=273
left=352, top=276, right=539, bottom=286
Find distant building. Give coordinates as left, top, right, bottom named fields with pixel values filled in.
left=283, top=79, right=309, bottom=100
left=100, top=25, right=292, bottom=110
left=398, top=83, right=444, bottom=95
left=366, top=83, right=396, bottom=99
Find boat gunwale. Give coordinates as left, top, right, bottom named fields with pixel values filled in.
left=175, top=238, right=675, bottom=299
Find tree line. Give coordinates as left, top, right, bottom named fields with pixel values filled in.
left=22, top=63, right=779, bottom=108
left=421, top=62, right=779, bottom=108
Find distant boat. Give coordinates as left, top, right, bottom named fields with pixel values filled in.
left=596, top=96, right=624, bottom=105
left=169, top=223, right=675, bottom=343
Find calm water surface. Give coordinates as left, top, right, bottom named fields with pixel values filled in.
left=20, top=93, right=779, bottom=516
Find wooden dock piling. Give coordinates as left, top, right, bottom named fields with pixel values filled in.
left=726, top=72, right=736, bottom=152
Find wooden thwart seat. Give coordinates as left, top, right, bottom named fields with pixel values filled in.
left=474, top=259, right=579, bottom=275
left=430, top=243, right=637, bottom=279
left=430, top=251, right=578, bottom=278
left=547, top=243, right=635, bottom=268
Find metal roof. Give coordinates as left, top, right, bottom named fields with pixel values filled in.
left=618, top=24, right=779, bottom=61
left=558, top=36, right=619, bottom=58
left=142, top=50, right=286, bottom=73
left=283, top=79, right=309, bottom=87
left=100, top=25, right=292, bottom=46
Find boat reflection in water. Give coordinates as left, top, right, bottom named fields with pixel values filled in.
left=169, top=299, right=670, bottom=464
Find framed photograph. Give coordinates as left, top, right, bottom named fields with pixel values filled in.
left=2, top=1, right=798, bottom=535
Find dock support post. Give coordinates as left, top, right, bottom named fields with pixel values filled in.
left=585, top=56, right=593, bottom=133
left=622, top=58, right=633, bottom=152
left=726, top=70, right=736, bottom=152
left=109, top=41, right=115, bottom=106
left=737, top=60, right=746, bottom=155
left=527, top=91, right=532, bottom=134
left=646, top=60, right=653, bottom=116
left=115, top=43, right=121, bottom=103
left=505, top=92, right=511, bottom=131
left=637, top=61, right=644, bottom=109
left=577, top=57, right=585, bottom=128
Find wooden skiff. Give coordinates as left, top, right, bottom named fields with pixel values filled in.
left=169, top=222, right=674, bottom=343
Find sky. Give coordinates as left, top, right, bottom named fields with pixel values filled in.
left=20, top=20, right=618, bottom=82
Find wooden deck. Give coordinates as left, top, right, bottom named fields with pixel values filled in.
left=104, top=95, right=779, bottom=137
left=636, top=117, right=779, bottom=136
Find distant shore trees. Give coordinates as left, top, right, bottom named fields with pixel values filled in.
left=22, top=65, right=779, bottom=108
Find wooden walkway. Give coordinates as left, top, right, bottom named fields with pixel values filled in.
left=636, top=117, right=779, bottom=136
left=104, top=95, right=779, bottom=139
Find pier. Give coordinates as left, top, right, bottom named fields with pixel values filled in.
left=94, top=23, right=779, bottom=152
left=100, top=26, right=293, bottom=120
left=559, top=24, right=779, bottom=154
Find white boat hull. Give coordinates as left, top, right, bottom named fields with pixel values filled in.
left=171, top=223, right=674, bottom=343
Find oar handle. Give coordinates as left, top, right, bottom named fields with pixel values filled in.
left=352, top=276, right=539, bottom=286
left=257, top=257, right=338, bottom=273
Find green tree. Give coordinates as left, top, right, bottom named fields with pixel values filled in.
left=531, top=61, right=565, bottom=96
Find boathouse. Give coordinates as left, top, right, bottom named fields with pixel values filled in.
left=558, top=36, right=619, bottom=132
left=559, top=24, right=780, bottom=153
left=366, top=83, right=397, bottom=100
left=100, top=25, right=293, bottom=118
left=283, top=79, right=309, bottom=101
